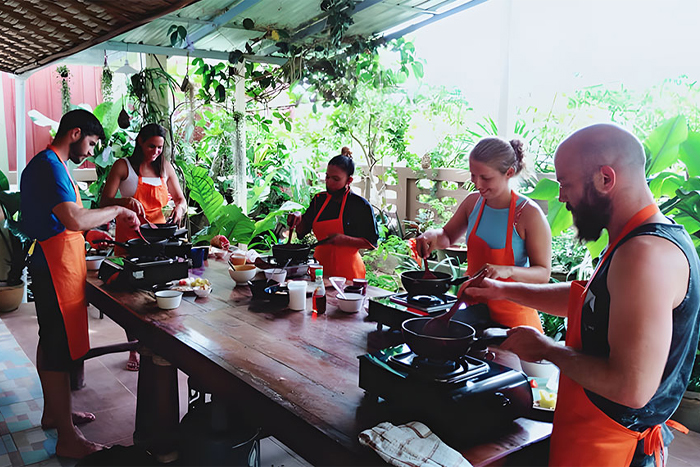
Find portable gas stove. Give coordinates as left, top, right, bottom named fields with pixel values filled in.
left=368, top=293, right=464, bottom=331
left=98, top=256, right=190, bottom=290
left=358, top=344, right=532, bottom=440
left=259, top=255, right=312, bottom=278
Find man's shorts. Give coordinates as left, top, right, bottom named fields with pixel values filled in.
left=29, top=265, right=81, bottom=372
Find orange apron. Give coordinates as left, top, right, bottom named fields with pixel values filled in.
left=312, top=189, right=365, bottom=281
left=550, top=203, right=686, bottom=467
left=466, top=191, right=543, bottom=331
left=38, top=147, right=90, bottom=360
left=114, top=176, right=168, bottom=255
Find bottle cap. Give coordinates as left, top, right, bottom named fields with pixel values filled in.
left=315, top=268, right=323, bottom=278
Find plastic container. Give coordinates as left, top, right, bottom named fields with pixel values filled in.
left=337, top=292, right=364, bottom=313
left=287, top=280, right=307, bottom=311
left=520, top=360, right=557, bottom=379
left=155, top=290, right=183, bottom=309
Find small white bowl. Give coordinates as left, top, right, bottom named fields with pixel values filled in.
left=86, top=255, right=105, bottom=271
left=264, top=268, right=287, bottom=284
left=228, top=264, right=258, bottom=283
left=520, top=360, right=557, bottom=379
left=155, top=290, right=183, bottom=310
left=337, top=292, right=364, bottom=313
left=194, top=286, right=212, bottom=298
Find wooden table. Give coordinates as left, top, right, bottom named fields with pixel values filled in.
left=86, top=258, right=551, bottom=466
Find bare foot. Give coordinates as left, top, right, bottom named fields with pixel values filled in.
left=125, top=353, right=140, bottom=371
left=55, top=428, right=105, bottom=459
left=41, top=411, right=96, bottom=430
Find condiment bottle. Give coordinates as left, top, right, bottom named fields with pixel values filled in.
left=312, top=268, right=326, bottom=314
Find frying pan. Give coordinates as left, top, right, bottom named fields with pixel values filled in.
left=139, top=223, right=178, bottom=242
left=402, top=317, right=508, bottom=361
left=400, top=270, right=470, bottom=296
left=270, top=238, right=331, bottom=265
left=97, top=238, right=167, bottom=258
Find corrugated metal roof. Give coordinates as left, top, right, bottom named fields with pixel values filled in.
left=1, top=0, right=489, bottom=75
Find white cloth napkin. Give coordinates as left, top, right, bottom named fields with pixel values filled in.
left=358, top=421, right=472, bottom=467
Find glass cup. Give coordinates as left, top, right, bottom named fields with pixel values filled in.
left=287, top=280, right=307, bottom=311
left=353, top=278, right=368, bottom=295
left=230, top=252, right=247, bottom=266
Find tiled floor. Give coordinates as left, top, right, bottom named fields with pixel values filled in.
left=1, top=302, right=700, bottom=466
left=0, top=303, right=311, bottom=467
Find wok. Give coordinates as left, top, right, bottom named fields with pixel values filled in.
left=270, top=238, right=330, bottom=265
left=139, top=223, right=178, bottom=242
left=402, top=317, right=508, bottom=361
left=97, top=238, right=167, bottom=258
left=400, top=270, right=470, bottom=296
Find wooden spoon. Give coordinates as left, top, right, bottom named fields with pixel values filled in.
left=421, top=257, right=437, bottom=280
left=134, top=226, right=150, bottom=244
left=287, top=225, right=295, bottom=244
left=421, top=269, right=487, bottom=336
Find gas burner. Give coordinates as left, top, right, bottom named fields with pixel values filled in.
left=388, top=350, right=488, bottom=384
left=390, top=293, right=458, bottom=313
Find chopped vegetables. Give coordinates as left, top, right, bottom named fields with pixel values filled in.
left=539, top=390, right=557, bottom=409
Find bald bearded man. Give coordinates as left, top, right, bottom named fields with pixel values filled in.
left=461, top=124, right=700, bottom=466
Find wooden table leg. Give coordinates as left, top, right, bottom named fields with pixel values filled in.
left=133, top=348, right=180, bottom=464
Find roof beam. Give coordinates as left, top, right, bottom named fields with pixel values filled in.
left=382, top=0, right=489, bottom=42
left=187, top=0, right=263, bottom=45
left=94, top=41, right=287, bottom=66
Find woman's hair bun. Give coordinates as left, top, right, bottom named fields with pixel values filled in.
left=509, top=139, right=525, bottom=172
left=340, top=146, right=352, bottom=158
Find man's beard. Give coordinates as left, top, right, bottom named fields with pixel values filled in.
left=68, top=140, right=86, bottom=164
left=568, top=182, right=612, bottom=243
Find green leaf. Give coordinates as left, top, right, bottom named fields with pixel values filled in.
left=168, top=25, right=177, bottom=35
left=410, top=61, right=424, bottom=79
left=178, top=163, right=224, bottom=223
left=680, top=131, right=700, bottom=178
left=585, top=230, right=608, bottom=260
left=644, top=115, right=688, bottom=176
left=524, top=178, right=559, bottom=200
left=0, top=170, right=9, bottom=191
left=547, top=199, right=572, bottom=236
left=0, top=191, right=21, bottom=218
left=648, top=171, right=685, bottom=198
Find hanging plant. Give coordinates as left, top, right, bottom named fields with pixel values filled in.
left=101, top=63, right=113, bottom=102
left=55, top=65, right=72, bottom=114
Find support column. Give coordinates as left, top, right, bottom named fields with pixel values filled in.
left=14, top=75, right=27, bottom=181
left=134, top=347, right=180, bottom=464
left=497, top=0, right=513, bottom=137
left=233, top=62, right=247, bottom=211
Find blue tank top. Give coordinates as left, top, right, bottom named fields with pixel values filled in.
left=582, top=223, right=700, bottom=432
left=465, top=195, right=529, bottom=267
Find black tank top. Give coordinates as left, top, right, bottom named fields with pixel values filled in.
left=581, top=222, right=700, bottom=431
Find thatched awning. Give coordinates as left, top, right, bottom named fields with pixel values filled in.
left=0, top=0, right=202, bottom=75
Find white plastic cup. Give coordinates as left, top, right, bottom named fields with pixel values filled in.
left=287, top=280, right=307, bottom=311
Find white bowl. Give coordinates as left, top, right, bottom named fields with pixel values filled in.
left=520, top=360, right=557, bottom=379
left=264, top=268, right=287, bottom=284
left=194, top=286, right=212, bottom=298
left=155, top=290, right=183, bottom=310
left=228, top=264, right=257, bottom=283
left=86, top=255, right=105, bottom=271
left=337, top=292, right=364, bottom=313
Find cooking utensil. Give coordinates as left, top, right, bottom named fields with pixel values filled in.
left=271, top=243, right=311, bottom=264
left=139, top=223, right=179, bottom=242
left=329, top=277, right=347, bottom=299
left=400, top=270, right=470, bottom=296
left=402, top=318, right=508, bottom=361
left=135, top=226, right=150, bottom=244
left=421, top=269, right=487, bottom=336
left=422, top=258, right=437, bottom=280
left=254, top=257, right=274, bottom=270
left=287, top=225, right=294, bottom=245
left=97, top=238, right=167, bottom=258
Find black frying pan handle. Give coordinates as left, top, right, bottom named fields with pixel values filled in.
left=471, top=327, right=509, bottom=351
left=95, top=239, right=129, bottom=248
left=450, top=275, right=470, bottom=286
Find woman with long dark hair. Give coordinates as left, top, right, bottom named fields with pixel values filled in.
left=101, top=123, right=187, bottom=371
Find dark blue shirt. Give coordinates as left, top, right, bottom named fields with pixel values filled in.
left=20, top=148, right=77, bottom=268
left=300, top=190, right=378, bottom=247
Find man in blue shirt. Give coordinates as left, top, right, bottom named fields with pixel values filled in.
left=21, top=109, right=139, bottom=459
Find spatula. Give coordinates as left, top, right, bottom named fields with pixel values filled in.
left=421, top=269, right=487, bottom=336
left=134, top=226, right=150, bottom=244
left=421, top=257, right=437, bottom=280
left=329, top=277, right=347, bottom=299
left=287, top=225, right=295, bottom=244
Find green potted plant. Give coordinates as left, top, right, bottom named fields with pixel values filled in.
left=0, top=169, right=31, bottom=312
